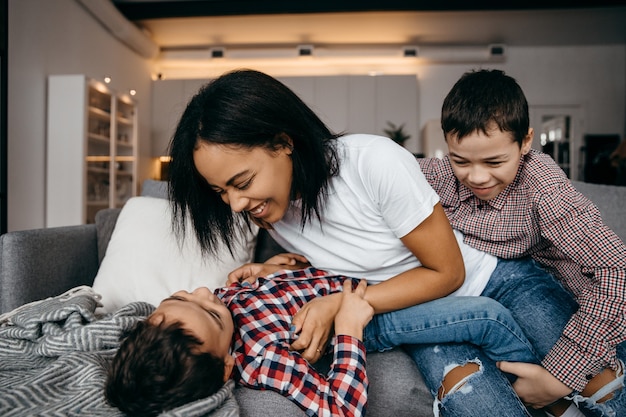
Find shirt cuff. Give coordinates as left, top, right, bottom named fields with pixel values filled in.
left=542, top=337, right=606, bottom=391
left=333, top=334, right=367, bottom=367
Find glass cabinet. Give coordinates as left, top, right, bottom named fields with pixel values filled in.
left=47, top=75, right=137, bottom=226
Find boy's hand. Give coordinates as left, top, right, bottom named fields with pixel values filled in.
left=497, top=361, right=573, bottom=408
left=334, top=280, right=373, bottom=340
left=227, top=263, right=286, bottom=285
left=265, top=253, right=311, bottom=269
left=227, top=253, right=310, bottom=285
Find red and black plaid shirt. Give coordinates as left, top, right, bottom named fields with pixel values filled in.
left=419, top=149, right=626, bottom=391
left=216, top=268, right=367, bottom=417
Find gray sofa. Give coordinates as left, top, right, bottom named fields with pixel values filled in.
left=1, top=180, right=625, bottom=417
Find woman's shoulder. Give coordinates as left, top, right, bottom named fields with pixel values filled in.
left=338, top=133, right=415, bottom=162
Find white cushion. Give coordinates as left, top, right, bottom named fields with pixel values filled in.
left=92, top=196, right=257, bottom=313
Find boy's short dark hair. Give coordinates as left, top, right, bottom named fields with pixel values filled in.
left=441, top=69, right=529, bottom=147
left=106, top=320, right=226, bottom=417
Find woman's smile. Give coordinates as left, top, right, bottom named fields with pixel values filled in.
left=193, top=142, right=294, bottom=224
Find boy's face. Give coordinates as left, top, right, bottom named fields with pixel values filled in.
left=193, top=141, right=293, bottom=224
left=446, top=126, right=533, bottom=201
left=150, top=287, right=235, bottom=362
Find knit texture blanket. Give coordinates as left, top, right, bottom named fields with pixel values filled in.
left=0, top=286, right=239, bottom=417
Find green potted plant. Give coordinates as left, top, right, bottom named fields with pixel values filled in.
left=383, top=121, right=411, bottom=147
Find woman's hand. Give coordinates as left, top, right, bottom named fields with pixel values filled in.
left=334, top=280, right=374, bottom=340
left=290, top=292, right=342, bottom=363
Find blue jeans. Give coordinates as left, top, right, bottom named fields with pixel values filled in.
left=363, top=296, right=538, bottom=365
left=362, top=293, right=539, bottom=417
left=403, top=258, right=626, bottom=417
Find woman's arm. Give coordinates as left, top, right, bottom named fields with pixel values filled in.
left=291, top=203, right=465, bottom=360
left=364, top=203, right=465, bottom=313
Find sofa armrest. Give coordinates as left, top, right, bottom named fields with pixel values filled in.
left=0, top=224, right=100, bottom=314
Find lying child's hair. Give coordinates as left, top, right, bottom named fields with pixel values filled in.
left=106, top=320, right=226, bottom=417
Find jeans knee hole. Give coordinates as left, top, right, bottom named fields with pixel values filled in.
left=437, top=361, right=482, bottom=401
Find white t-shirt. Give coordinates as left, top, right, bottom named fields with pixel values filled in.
left=270, top=134, right=495, bottom=296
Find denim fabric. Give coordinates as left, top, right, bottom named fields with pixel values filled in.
left=363, top=296, right=538, bottom=364
left=399, top=258, right=625, bottom=417
left=362, top=293, right=540, bottom=417
left=482, top=258, right=626, bottom=417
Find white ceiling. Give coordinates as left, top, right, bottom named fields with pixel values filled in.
left=107, top=2, right=626, bottom=78
left=127, top=7, right=626, bottom=49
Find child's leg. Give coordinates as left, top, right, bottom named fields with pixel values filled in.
left=482, top=258, right=625, bottom=416
left=363, top=295, right=538, bottom=364
left=480, top=258, right=578, bottom=356
left=405, top=342, right=531, bottom=417
left=567, top=343, right=626, bottom=417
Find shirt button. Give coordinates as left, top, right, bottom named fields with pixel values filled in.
left=586, top=374, right=593, bottom=380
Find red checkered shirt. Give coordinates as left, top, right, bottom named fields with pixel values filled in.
left=418, top=149, right=626, bottom=391
left=215, top=268, right=367, bottom=417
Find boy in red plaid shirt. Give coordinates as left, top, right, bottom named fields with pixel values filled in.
left=106, top=268, right=373, bottom=417
left=106, top=266, right=541, bottom=417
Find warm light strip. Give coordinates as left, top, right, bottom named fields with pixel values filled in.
left=159, top=44, right=504, bottom=61
left=86, top=156, right=135, bottom=162
left=86, top=156, right=110, bottom=162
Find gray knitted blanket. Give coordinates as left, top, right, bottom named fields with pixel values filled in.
left=0, top=286, right=239, bottom=417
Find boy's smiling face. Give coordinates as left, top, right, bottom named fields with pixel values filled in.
left=446, top=125, right=533, bottom=201
left=149, top=287, right=235, bottom=380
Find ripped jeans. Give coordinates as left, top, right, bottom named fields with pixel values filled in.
left=362, top=294, right=540, bottom=416
left=404, top=258, right=626, bottom=417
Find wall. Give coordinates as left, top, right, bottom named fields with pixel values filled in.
left=7, top=0, right=153, bottom=232
left=152, top=75, right=420, bottom=157
left=7, top=0, right=626, bottom=231
left=415, top=45, right=626, bottom=181
left=152, top=44, right=626, bottom=159
left=415, top=45, right=626, bottom=138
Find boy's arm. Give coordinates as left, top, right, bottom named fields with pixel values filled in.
left=238, top=335, right=368, bottom=417
left=537, top=184, right=626, bottom=391
left=238, top=280, right=372, bottom=417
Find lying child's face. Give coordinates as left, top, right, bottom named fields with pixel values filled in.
left=150, top=287, right=235, bottom=358
left=446, top=125, right=533, bottom=201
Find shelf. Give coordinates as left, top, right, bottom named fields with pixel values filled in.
left=87, top=166, right=110, bottom=175
left=116, top=140, right=133, bottom=148
left=88, top=133, right=111, bottom=144
left=117, top=115, right=134, bottom=125
left=88, top=106, right=111, bottom=120
left=47, top=75, right=138, bottom=226
left=87, top=200, right=110, bottom=207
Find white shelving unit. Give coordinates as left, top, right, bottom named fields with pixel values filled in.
left=47, top=75, right=137, bottom=226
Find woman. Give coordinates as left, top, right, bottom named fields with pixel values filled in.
left=167, top=69, right=572, bottom=416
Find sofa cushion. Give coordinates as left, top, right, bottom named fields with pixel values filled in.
left=92, top=196, right=258, bottom=312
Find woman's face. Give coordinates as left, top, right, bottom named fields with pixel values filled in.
left=193, top=142, right=293, bottom=224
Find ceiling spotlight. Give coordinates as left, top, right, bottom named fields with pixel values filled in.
left=210, top=47, right=225, bottom=58
left=297, top=45, right=314, bottom=57
left=403, top=46, right=419, bottom=57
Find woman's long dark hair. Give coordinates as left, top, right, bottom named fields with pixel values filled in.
left=168, top=69, right=340, bottom=256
